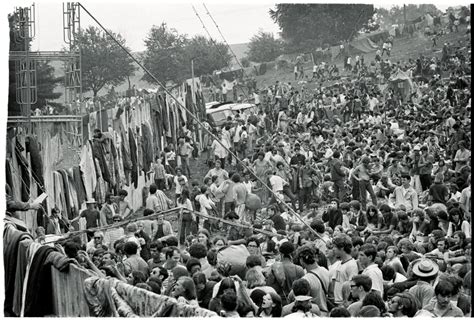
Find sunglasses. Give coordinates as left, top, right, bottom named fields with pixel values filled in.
left=94, top=237, right=102, bottom=240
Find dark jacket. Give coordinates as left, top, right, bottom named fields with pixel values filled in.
left=323, top=208, right=343, bottom=230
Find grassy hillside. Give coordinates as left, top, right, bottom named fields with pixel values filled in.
left=48, top=27, right=470, bottom=103
left=254, top=26, right=470, bottom=90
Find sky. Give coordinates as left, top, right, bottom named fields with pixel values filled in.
left=3, top=0, right=459, bottom=53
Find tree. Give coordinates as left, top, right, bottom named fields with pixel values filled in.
left=240, top=57, right=250, bottom=68
left=184, top=35, right=231, bottom=77
left=77, top=26, right=136, bottom=97
left=269, top=4, right=375, bottom=51
left=142, top=23, right=188, bottom=84
left=8, top=13, right=63, bottom=115
left=377, top=4, right=442, bottom=26
left=142, top=23, right=232, bottom=84
left=246, top=30, right=283, bottom=62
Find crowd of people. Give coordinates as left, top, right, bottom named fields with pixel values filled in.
left=7, top=25, right=471, bottom=318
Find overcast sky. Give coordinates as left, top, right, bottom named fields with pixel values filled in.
left=4, top=0, right=457, bottom=53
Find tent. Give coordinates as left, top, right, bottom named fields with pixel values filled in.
left=348, top=37, right=379, bottom=54
left=388, top=70, right=414, bottom=103
left=366, top=30, right=390, bottom=44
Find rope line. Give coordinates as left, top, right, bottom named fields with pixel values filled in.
left=40, top=207, right=281, bottom=244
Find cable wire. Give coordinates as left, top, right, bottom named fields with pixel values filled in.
left=202, top=4, right=249, bottom=75
left=76, top=2, right=320, bottom=239
left=192, top=5, right=249, bottom=99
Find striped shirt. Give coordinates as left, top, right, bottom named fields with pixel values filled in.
left=146, top=191, right=172, bottom=213
left=104, top=227, right=125, bottom=251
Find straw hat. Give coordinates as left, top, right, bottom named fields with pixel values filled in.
left=412, top=259, right=439, bottom=278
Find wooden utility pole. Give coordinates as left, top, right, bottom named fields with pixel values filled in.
left=403, top=4, right=407, bottom=26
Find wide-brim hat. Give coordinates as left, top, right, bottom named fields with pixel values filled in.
left=412, top=258, right=439, bottom=278
left=86, top=199, right=97, bottom=204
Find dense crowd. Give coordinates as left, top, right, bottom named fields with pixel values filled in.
left=8, top=29, right=471, bottom=318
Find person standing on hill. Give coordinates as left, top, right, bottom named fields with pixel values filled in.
left=330, top=151, right=347, bottom=202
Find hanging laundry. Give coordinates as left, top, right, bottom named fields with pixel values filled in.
left=84, top=277, right=217, bottom=317
left=15, top=139, right=30, bottom=202
left=6, top=159, right=14, bottom=197
left=19, top=240, right=42, bottom=316
left=72, top=166, right=87, bottom=208
left=80, top=141, right=97, bottom=201
left=91, top=134, right=112, bottom=185
left=4, top=223, right=33, bottom=317
left=128, top=127, right=139, bottom=188
left=141, top=123, right=154, bottom=173
left=58, top=170, right=72, bottom=221
left=23, top=246, right=57, bottom=316
left=25, top=136, right=44, bottom=188
left=12, top=238, right=32, bottom=316
left=67, top=169, right=80, bottom=217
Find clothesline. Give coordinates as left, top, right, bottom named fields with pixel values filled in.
left=41, top=207, right=285, bottom=245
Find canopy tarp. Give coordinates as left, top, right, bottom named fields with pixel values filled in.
left=366, top=30, right=390, bottom=44
left=348, top=37, right=379, bottom=54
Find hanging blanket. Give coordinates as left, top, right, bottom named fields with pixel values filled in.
left=84, top=277, right=217, bottom=317
left=4, top=224, right=33, bottom=316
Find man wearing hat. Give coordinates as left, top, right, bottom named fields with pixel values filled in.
left=408, top=258, right=439, bottom=308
